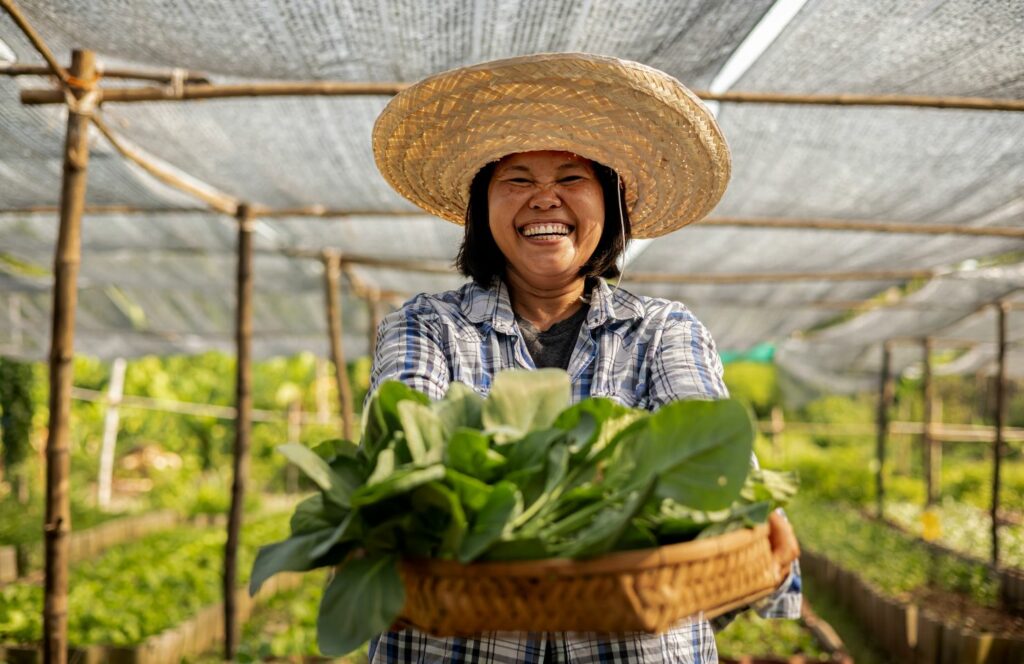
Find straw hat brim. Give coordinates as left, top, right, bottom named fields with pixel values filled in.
left=372, top=52, right=731, bottom=239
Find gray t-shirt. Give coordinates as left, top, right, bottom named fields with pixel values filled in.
left=514, top=305, right=589, bottom=370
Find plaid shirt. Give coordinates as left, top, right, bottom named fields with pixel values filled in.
left=367, top=278, right=802, bottom=663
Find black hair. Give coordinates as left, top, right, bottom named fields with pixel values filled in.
left=454, top=159, right=631, bottom=287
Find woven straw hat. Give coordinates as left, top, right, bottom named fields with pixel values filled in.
left=373, top=53, right=730, bottom=239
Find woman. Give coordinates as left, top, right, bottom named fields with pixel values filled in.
left=367, top=53, right=801, bottom=663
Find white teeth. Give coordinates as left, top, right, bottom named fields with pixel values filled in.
left=522, top=223, right=571, bottom=237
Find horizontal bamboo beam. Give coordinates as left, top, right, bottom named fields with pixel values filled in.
left=70, top=386, right=339, bottom=425
left=251, top=206, right=423, bottom=218
left=5, top=206, right=1022, bottom=239
left=624, top=269, right=934, bottom=284
left=19, top=81, right=1024, bottom=112
left=22, top=81, right=410, bottom=104
left=0, top=62, right=210, bottom=84
left=0, top=205, right=212, bottom=216
left=760, top=419, right=1024, bottom=442
left=700, top=216, right=1024, bottom=239
left=695, top=89, right=1024, bottom=112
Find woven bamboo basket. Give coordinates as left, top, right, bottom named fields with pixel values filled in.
left=397, top=523, right=778, bottom=636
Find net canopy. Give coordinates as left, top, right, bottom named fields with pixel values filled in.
left=0, top=0, right=1022, bottom=392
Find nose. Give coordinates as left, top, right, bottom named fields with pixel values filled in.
left=528, top=183, right=561, bottom=210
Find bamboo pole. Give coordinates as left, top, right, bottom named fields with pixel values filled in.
left=693, top=89, right=1024, bottom=112
left=22, top=80, right=409, bottom=104
left=699, top=216, right=1024, bottom=239
left=224, top=204, right=254, bottom=660
left=368, top=292, right=382, bottom=360
left=992, top=301, right=1008, bottom=567
left=0, top=0, right=70, bottom=84
left=876, top=341, right=894, bottom=518
left=96, top=357, right=127, bottom=510
left=323, top=253, right=355, bottom=440
left=89, top=115, right=239, bottom=215
left=624, top=269, right=935, bottom=285
left=922, top=338, right=938, bottom=506
left=12, top=205, right=1022, bottom=240
left=20, top=81, right=1024, bottom=112
left=286, top=400, right=301, bottom=493
left=0, top=62, right=210, bottom=84
left=0, top=205, right=210, bottom=216
left=43, top=48, right=95, bottom=664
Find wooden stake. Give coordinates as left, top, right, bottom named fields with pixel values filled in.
left=992, top=302, right=1008, bottom=567
left=876, top=342, right=894, bottom=518
left=43, top=48, right=95, bottom=664
left=224, top=204, right=254, bottom=660
left=323, top=253, right=355, bottom=441
left=96, top=357, right=127, bottom=509
left=368, top=292, right=382, bottom=360
left=922, top=338, right=937, bottom=506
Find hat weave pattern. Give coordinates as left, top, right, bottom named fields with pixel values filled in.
left=373, top=53, right=731, bottom=238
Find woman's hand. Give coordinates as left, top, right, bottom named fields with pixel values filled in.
left=768, top=508, right=800, bottom=585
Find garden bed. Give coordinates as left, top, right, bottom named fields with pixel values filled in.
left=0, top=513, right=289, bottom=661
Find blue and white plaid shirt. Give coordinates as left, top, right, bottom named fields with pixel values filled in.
left=367, top=277, right=802, bottom=663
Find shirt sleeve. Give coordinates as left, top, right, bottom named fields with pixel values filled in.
left=648, top=309, right=729, bottom=407
left=368, top=303, right=451, bottom=403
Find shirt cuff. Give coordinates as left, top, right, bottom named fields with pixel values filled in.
left=754, top=559, right=803, bottom=619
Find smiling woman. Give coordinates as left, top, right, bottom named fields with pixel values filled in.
left=365, top=52, right=801, bottom=663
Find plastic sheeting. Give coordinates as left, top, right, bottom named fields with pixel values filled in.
left=0, top=0, right=1022, bottom=373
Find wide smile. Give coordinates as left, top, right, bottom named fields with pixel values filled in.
left=518, top=221, right=574, bottom=241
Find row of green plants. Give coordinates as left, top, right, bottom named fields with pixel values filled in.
left=885, top=498, right=1024, bottom=569
left=786, top=498, right=999, bottom=607
left=0, top=512, right=288, bottom=647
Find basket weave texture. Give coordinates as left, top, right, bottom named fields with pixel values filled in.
left=397, top=523, right=778, bottom=636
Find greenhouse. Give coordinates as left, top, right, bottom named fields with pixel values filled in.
left=0, top=0, right=1022, bottom=662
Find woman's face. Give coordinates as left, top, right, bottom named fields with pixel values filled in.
left=487, top=151, right=605, bottom=290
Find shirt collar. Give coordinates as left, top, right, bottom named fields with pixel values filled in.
left=461, top=277, right=644, bottom=333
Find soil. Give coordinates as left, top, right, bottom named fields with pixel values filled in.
left=909, top=586, right=1024, bottom=638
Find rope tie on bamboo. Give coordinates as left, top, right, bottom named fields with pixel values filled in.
left=62, top=72, right=100, bottom=116
left=168, top=67, right=186, bottom=97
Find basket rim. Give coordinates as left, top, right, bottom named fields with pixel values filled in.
left=401, top=523, right=771, bottom=577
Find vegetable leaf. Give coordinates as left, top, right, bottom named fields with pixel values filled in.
left=629, top=400, right=753, bottom=511
left=482, top=369, right=570, bottom=442
left=458, top=482, right=522, bottom=563
left=397, top=400, right=445, bottom=464
left=317, top=555, right=405, bottom=656
left=444, top=427, right=506, bottom=482
left=249, top=527, right=337, bottom=595
left=277, top=443, right=356, bottom=509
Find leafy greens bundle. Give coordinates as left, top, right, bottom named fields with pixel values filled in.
left=250, top=369, right=798, bottom=655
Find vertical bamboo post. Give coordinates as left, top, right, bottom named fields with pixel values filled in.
left=97, top=357, right=127, bottom=509
left=992, top=301, right=1008, bottom=567
left=44, top=49, right=95, bottom=664
left=224, top=203, right=254, bottom=660
left=368, top=291, right=382, bottom=360
left=315, top=357, right=329, bottom=424
left=922, top=337, right=937, bottom=506
left=876, top=341, right=894, bottom=518
left=286, top=400, right=301, bottom=493
left=9, top=294, right=23, bottom=348
left=323, top=252, right=354, bottom=440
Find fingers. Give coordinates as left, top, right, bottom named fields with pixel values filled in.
left=767, top=509, right=801, bottom=582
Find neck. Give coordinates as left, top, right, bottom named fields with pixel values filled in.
left=504, top=272, right=586, bottom=332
